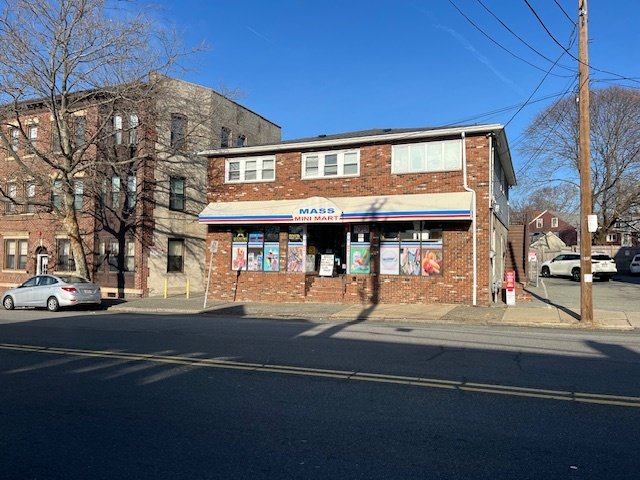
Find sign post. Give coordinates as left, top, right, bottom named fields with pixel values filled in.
left=505, top=270, right=516, bottom=306
left=204, top=241, right=218, bottom=309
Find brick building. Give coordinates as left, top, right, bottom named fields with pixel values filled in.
left=0, top=76, right=280, bottom=297
left=198, top=125, right=515, bottom=306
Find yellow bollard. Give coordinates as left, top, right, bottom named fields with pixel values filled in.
left=186, top=279, right=190, bottom=299
left=164, top=277, right=168, bottom=299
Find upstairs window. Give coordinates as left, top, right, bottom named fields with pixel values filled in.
left=536, top=218, right=543, bottom=228
left=225, top=156, right=275, bottom=183
left=171, top=114, right=186, bottom=150
left=51, top=180, right=62, bottom=210
left=392, top=139, right=462, bottom=174
left=74, top=180, right=84, bottom=211
left=551, top=217, right=558, bottom=228
left=74, top=116, right=87, bottom=146
left=113, top=115, right=123, bottom=145
left=237, top=135, right=246, bottom=147
left=301, top=150, right=359, bottom=179
left=6, top=183, right=17, bottom=213
left=169, top=177, right=185, bottom=211
left=221, top=127, right=230, bottom=148
left=129, top=114, right=139, bottom=145
left=9, top=127, right=19, bottom=152
left=27, top=125, right=38, bottom=152
left=25, top=183, right=36, bottom=213
left=126, top=175, right=137, bottom=210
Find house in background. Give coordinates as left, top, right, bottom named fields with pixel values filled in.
left=529, top=210, right=577, bottom=246
left=0, top=76, right=281, bottom=297
left=198, top=125, right=516, bottom=307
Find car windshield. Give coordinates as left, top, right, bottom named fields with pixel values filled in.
left=593, top=255, right=613, bottom=261
left=57, top=275, right=91, bottom=284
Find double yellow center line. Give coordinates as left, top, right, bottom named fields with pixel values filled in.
left=2, top=342, right=639, bottom=408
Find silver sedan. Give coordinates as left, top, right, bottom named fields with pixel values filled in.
left=2, top=274, right=102, bottom=312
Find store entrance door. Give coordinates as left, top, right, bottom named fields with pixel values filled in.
left=306, top=224, right=347, bottom=274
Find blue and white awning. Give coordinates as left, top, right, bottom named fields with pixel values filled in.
left=199, top=192, right=473, bottom=225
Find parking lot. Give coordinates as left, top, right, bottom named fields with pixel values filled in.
left=525, top=273, right=640, bottom=313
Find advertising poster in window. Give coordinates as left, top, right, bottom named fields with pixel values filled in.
left=349, top=245, right=370, bottom=274
left=400, top=243, right=421, bottom=276
left=232, top=244, right=247, bottom=270
left=263, top=244, right=280, bottom=271
left=380, top=243, right=400, bottom=275
left=287, top=245, right=304, bottom=272
left=247, top=230, right=264, bottom=271
left=421, top=244, right=443, bottom=276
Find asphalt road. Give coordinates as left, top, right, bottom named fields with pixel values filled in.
left=1, top=312, right=639, bottom=479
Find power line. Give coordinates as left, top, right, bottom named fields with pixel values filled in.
left=447, top=0, right=574, bottom=78
left=476, top=0, right=576, bottom=72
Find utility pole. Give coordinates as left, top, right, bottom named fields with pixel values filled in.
left=578, top=0, right=593, bottom=324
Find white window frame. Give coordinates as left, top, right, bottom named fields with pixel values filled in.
left=536, top=218, right=543, bottom=228
left=27, top=125, right=38, bottom=151
left=391, top=139, right=462, bottom=174
left=225, top=156, right=276, bottom=183
left=4, top=238, right=28, bottom=271
left=551, top=217, right=558, bottom=228
left=301, top=149, right=360, bottom=179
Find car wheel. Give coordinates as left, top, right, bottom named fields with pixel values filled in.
left=3, top=296, right=15, bottom=310
left=47, top=296, right=60, bottom=312
left=571, top=268, right=581, bottom=282
left=541, top=266, right=550, bottom=277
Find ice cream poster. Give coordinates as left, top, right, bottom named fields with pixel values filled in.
left=350, top=246, right=370, bottom=274
left=231, top=244, right=248, bottom=271
left=263, top=245, right=280, bottom=272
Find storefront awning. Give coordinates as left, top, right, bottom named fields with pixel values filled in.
left=199, top=192, right=473, bottom=224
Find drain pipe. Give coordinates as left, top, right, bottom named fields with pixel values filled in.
left=462, top=132, right=477, bottom=306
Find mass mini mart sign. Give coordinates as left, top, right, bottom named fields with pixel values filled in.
left=292, top=197, right=342, bottom=223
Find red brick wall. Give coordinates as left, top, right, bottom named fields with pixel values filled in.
left=204, top=133, right=494, bottom=306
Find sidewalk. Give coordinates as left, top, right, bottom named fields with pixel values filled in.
left=105, top=294, right=640, bottom=331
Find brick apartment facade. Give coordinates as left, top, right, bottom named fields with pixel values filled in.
left=0, top=77, right=280, bottom=297
left=199, top=125, right=516, bottom=307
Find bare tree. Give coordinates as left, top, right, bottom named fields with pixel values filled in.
left=510, top=183, right=580, bottom=218
left=0, top=0, right=200, bottom=278
left=517, top=85, right=640, bottom=244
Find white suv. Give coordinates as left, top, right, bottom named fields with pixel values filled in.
left=540, top=253, right=617, bottom=281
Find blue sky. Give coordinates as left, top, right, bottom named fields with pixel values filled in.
left=146, top=0, right=639, bottom=182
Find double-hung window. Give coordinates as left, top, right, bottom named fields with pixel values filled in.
left=167, top=239, right=184, bottom=272
left=171, top=114, right=186, bottom=150
left=392, top=139, right=462, bottom=174
left=25, top=183, right=36, bottom=213
left=4, top=239, right=28, bottom=270
left=301, top=150, right=359, bottom=179
left=27, top=125, right=38, bottom=152
left=74, top=180, right=84, bottom=211
left=57, top=238, right=74, bottom=271
left=9, top=127, right=19, bottom=152
left=113, top=115, right=123, bottom=145
left=225, top=156, right=275, bottom=183
left=6, top=183, right=17, bottom=213
left=169, top=177, right=185, bottom=211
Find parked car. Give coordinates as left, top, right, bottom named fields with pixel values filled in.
left=539, top=253, right=617, bottom=281
left=2, top=274, right=102, bottom=312
left=630, top=254, right=640, bottom=275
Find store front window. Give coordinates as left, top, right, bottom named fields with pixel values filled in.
left=232, top=226, right=280, bottom=272
left=380, top=222, right=443, bottom=276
